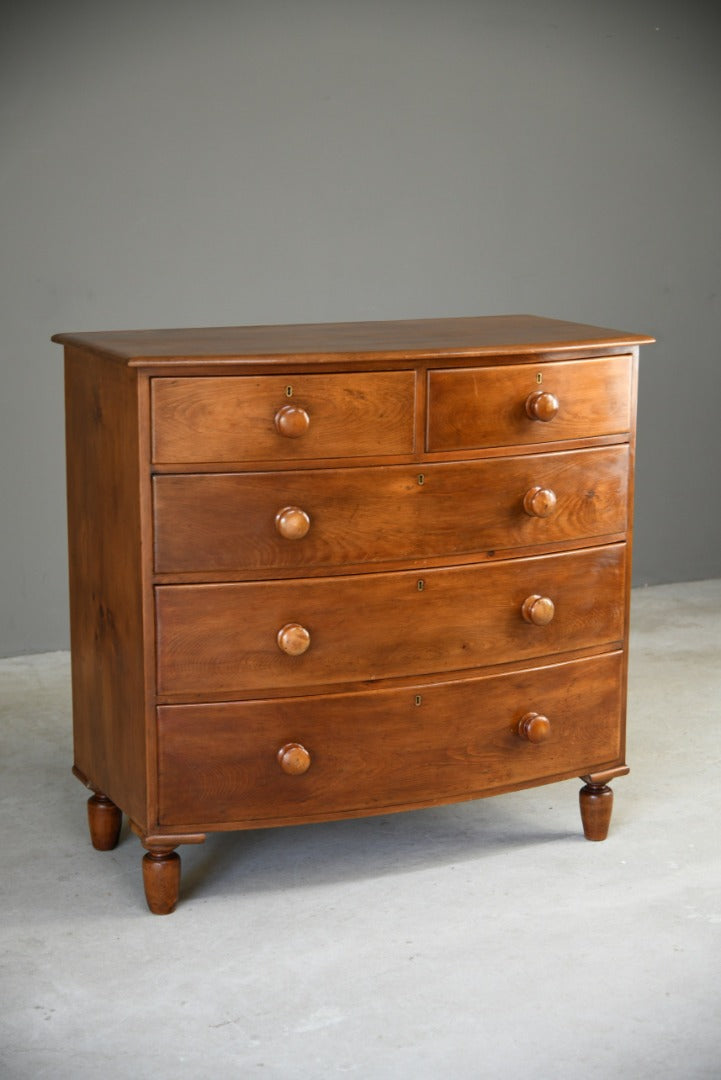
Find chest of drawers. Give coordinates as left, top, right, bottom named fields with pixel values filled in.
left=55, top=315, right=653, bottom=913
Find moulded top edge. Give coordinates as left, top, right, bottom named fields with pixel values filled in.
left=51, top=314, right=655, bottom=366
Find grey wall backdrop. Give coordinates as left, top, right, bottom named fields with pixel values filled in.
left=1, top=0, right=720, bottom=657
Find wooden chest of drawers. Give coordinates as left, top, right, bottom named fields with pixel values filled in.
left=55, top=315, right=653, bottom=913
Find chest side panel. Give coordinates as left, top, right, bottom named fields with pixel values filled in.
left=64, top=350, right=150, bottom=824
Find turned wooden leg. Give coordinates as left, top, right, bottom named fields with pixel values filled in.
left=87, top=793, right=122, bottom=850
left=579, top=766, right=629, bottom=841
left=131, top=825, right=204, bottom=914
left=579, top=782, right=613, bottom=840
left=142, top=849, right=181, bottom=915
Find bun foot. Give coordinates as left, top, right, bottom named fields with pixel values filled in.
left=87, top=793, right=122, bottom=850
left=579, top=782, right=614, bottom=841
left=142, top=850, right=181, bottom=915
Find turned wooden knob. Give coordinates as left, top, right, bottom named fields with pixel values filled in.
left=521, top=594, right=555, bottom=625
left=525, top=390, right=559, bottom=422
left=274, top=404, right=310, bottom=438
left=523, top=485, right=557, bottom=518
left=277, top=622, right=311, bottom=655
left=277, top=742, right=311, bottom=775
left=275, top=505, right=311, bottom=540
left=517, top=711, right=551, bottom=743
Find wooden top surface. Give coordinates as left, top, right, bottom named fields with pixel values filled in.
left=53, top=314, right=654, bottom=366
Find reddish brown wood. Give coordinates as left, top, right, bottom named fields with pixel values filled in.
left=277, top=623, right=311, bottom=656
left=87, top=793, right=122, bottom=850
left=517, top=712, right=551, bottom=743
left=57, top=315, right=652, bottom=911
left=523, top=486, right=558, bottom=519
left=579, top=782, right=614, bottom=841
left=64, top=349, right=149, bottom=825
left=153, top=446, right=628, bottom=575
left=526, top=390, right=560, bottom=422
left=581, top=766, right=630, bottom=785
left=521, top=594, right=556, bottom=626
left=151, top=372, right=415, bottom=463
left=155, top=545, right=626, bottom=698
left=156, top=652, right=623, bottom=827
left=277, top=743, right=312, bottom=775
left=274, top=404, right=310, bottom=438
left=52, top=314, right=654, bottom=366
left=426, top=355, right=633, bottom=452
left=141, top=849, right=181, bottom=915
left=275, top=506, right=311, bottom=540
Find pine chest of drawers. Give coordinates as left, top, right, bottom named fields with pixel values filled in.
left=55, top=315, right=654, bottom=913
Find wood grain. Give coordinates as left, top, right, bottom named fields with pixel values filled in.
left=155, top=544, right=627, bottom=697
left=156, top=652, right=624, bottom=827
left=64, top=348, right=149, bottom=824
left=87, top=793, right=122, bottom=850
left=151, top=371, right=415, bottom=463
left=57, top=315, right=651, bottom=909
left=153, top=446, right=629, bottom=574
left=579, top=783, right=614, bottom=841
left=141, top=850, right=181, bottom=914
left=52, top=314, right=654, bottom=366
left=427, top=355, right=632, bottom=451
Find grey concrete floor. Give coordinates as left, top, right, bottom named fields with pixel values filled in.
left=1, top=579, right=720, bottom=1079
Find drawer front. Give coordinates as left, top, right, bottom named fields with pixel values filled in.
left=427, top=356, right=632, bottom=452
left=154, top=446, right=628, bottom=573
left=155, top=544, right=626, bottom=696
left=151, top=371, right=415, bottom=463
left=157, top=651, right=624, bottom=826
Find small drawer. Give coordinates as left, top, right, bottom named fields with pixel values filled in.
left=151, top=371, right=415, bottom=463
left=157, top=651, right=624, bottom=827
left=153, top=446, right=629, bottom=574
left=426, top=355, right=632, bottom=452
left=155, top=544, right=626, bottom=697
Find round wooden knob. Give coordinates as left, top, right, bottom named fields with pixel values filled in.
left=277, top=623, right=311, bottom=655
left=525, top=390, right=559, bottom=422
left=523, top=486, right=557, bottom=518
left=275, top=506, right=311, bottom=540
left=274, top=404, right=310, bottom=438
left=521, top=594, right=555, bottom=625
left=517, top=712, right=551, bottom=743
left=277, top=742, right=311, bottom=775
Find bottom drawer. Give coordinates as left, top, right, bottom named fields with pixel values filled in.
left=157, top=651, right=624, bottom=828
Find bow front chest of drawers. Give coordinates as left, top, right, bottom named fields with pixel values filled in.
left=55, top=315, right=654, bottom=913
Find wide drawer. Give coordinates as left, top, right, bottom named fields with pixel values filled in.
left=426, top=355, right=632, bottom=451
left=153, top=446, right=629, bottom=574
left=151, top=371, right=415, bottom=463
left=156, top=651, right=624, bottom=826
left=155, top=544, right=626, bottom=697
